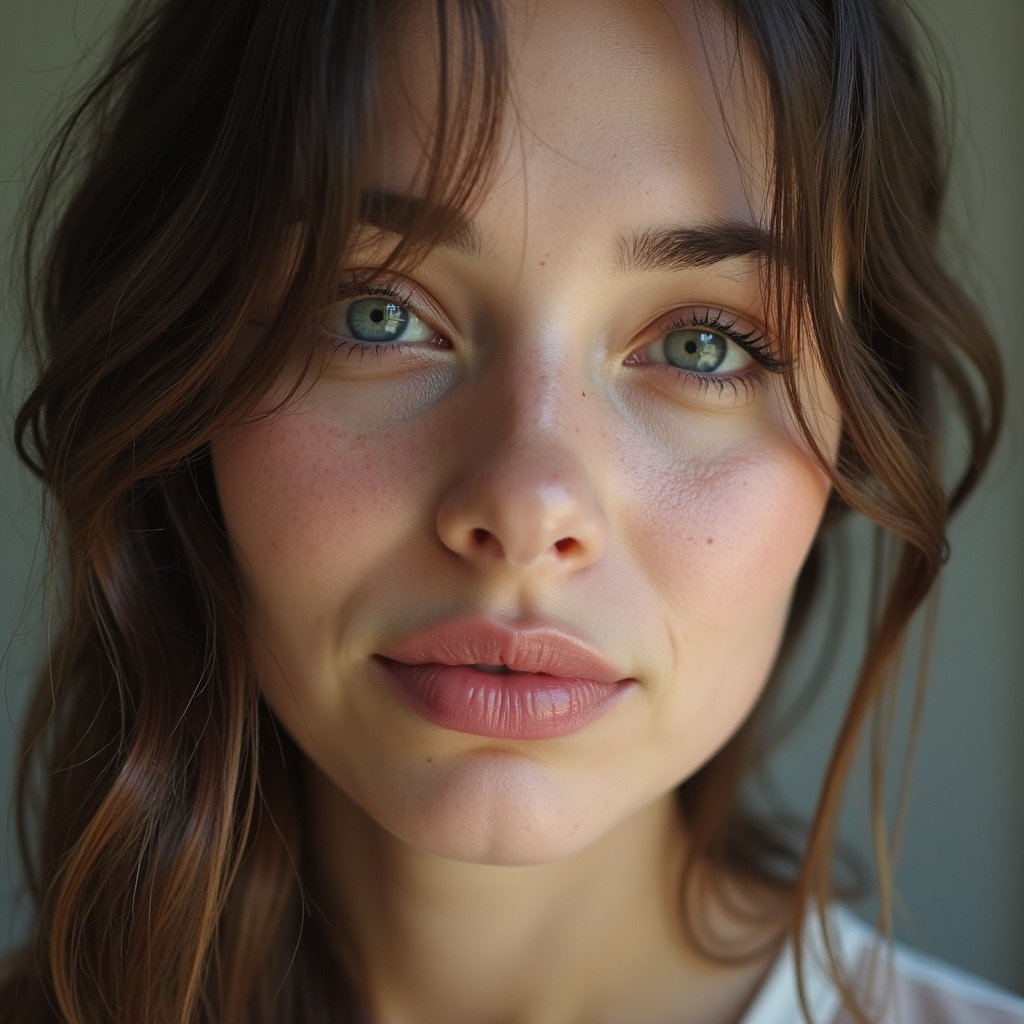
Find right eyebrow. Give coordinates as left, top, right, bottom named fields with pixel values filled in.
left=358, top=189, right=484, bottom=258
left=616, top=221, right=775, bottom=274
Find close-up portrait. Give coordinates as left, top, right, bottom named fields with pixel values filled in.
left=1, top=0, right=1021, bottom=1022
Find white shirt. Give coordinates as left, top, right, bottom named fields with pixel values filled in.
left=743, top=907, right=1024, bottom=1023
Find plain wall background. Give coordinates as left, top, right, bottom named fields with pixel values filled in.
left=2, top=0, right=1022, bottom=995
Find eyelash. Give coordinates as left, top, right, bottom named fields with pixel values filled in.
left=645, top=308, right=787, bottom=397
left=321, top=282, right=787, bottom=396
left=319, top=282, right=451, bottom=360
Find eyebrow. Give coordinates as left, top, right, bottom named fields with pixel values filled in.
left=359, top=189, right=483, bottom=257
left=358, top=189, right=773, bottom=273
left=616, top=222, right=774, bottom=273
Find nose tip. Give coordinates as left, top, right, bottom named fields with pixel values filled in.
left=436, top=452, right=609, bottom=572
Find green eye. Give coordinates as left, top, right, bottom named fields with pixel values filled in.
left=347, top=298, right=413, bottom=342
left=663, top=329, right=727, bottom=372
left=627, top=308, right=784, bottom=389
left=321, top=292, right=437, bottom=346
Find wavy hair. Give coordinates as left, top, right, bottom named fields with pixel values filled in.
left=2, top=0, right=1002, bottom=1021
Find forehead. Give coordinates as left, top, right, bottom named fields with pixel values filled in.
left=372, top=0, right=772, bottom=236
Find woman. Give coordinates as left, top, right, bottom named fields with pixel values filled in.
left=2, top=0, right=1021, bottom=1021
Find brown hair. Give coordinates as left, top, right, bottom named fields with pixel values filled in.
left=2, top=0, right=1002, bottom=1021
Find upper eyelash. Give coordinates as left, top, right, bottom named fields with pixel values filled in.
left=322, top=280, right=446, bottom=357
left=660, top=308, right=787, bottom=373
left=354, top=281, right=415, bottom=304
left=325, top=286, right=790, bottom=386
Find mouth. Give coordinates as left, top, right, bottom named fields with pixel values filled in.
left=375, top=619, right=635, bottom=740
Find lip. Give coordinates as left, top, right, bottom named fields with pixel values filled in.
left=375, top=619, right=635, bottom=740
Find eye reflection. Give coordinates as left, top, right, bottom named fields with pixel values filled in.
left=347, top=297, right=414, bottom=343
left=664, top=329, right=727, bottom=372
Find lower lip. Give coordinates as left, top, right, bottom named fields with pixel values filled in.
left=375, top=658, right=630, bottom=740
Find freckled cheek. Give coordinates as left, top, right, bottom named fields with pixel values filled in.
left=631, top=441, right=829, bottom=642
left=617, top=440, right=830, bottom=777
left=211, top=411, right=439, bottom=602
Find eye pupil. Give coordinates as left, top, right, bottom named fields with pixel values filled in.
left=684, top=340, right=698, bottom=354
left=370, top=309, right=384, bottom=323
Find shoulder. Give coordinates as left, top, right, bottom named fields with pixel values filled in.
left=743, top=905, right=1024, bottom=1024
left=833, top=908, right=1024, bottom=1024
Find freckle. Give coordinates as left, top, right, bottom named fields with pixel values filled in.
left=706, top=537, right=714, bottom=545
left=426, top=756, right=434, bottom=764
left=581, top=390, right=586, bottom=398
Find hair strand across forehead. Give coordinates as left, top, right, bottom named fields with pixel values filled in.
left=3, top=1, right=1004, bottom=1022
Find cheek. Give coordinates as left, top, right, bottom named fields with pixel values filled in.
left=622, top=433, right=830, bottom=763
left=668, top=450, right=824, bottom=594
left=216, top=412, right=405, bottom=567
left=210, top=401, right=438, bottom=656
left=614, top=363, right=838, bottom=629
left=623, top=410, right=829, bottom=602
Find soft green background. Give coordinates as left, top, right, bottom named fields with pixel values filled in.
left=2, top=0, right=1022, bottom=995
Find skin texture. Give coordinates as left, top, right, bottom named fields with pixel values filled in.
left=212, top=1, right=841, bottom=1021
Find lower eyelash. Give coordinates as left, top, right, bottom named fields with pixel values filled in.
left=322, top=334, right=449, bottom=362
left=680, top=370, right=768, bottom=399
left=339, top=340, right=412, bottom=362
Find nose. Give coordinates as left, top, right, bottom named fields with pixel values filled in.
left=435, top=394, right=610, bottom=574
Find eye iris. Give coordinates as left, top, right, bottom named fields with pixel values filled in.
left=664, top=329, right=726, bottom=372
left=347, top=298, right=410, bottom=342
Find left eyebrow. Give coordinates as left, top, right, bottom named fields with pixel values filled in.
left=359, top=189, right=483, bottom=258
left=616, top=222, right=773, bottom=273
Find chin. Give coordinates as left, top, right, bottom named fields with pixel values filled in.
left=356, top=750, right=631, bottom=868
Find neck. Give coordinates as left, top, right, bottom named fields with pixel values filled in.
left=304, top=773, right=784, bottom=1024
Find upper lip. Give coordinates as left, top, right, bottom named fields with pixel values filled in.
left=378, top=618, right=632, bottom=684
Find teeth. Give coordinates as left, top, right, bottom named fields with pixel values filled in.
left=472, top=663, right=512, bottom=674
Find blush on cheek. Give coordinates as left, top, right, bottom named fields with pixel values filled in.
left=211, top=406, right=447, bottom=737
left=213, top=412, right=430, bottom=586
left=628, top=440, right=829, bottom=685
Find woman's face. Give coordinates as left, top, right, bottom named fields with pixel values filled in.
left=213, top=0, right=840, bottom=865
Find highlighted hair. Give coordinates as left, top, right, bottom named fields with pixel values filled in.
left=3, top=0, right=1001, bottom=1021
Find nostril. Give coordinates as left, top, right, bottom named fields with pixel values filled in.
left=466, top=529, right=579, bottom=557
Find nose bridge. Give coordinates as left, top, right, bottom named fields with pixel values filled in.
left=488, top=364, right=589, bottom=512
left=495, top=357, right=577, bottom=450
left=435, top=351, right=609, bottom=572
